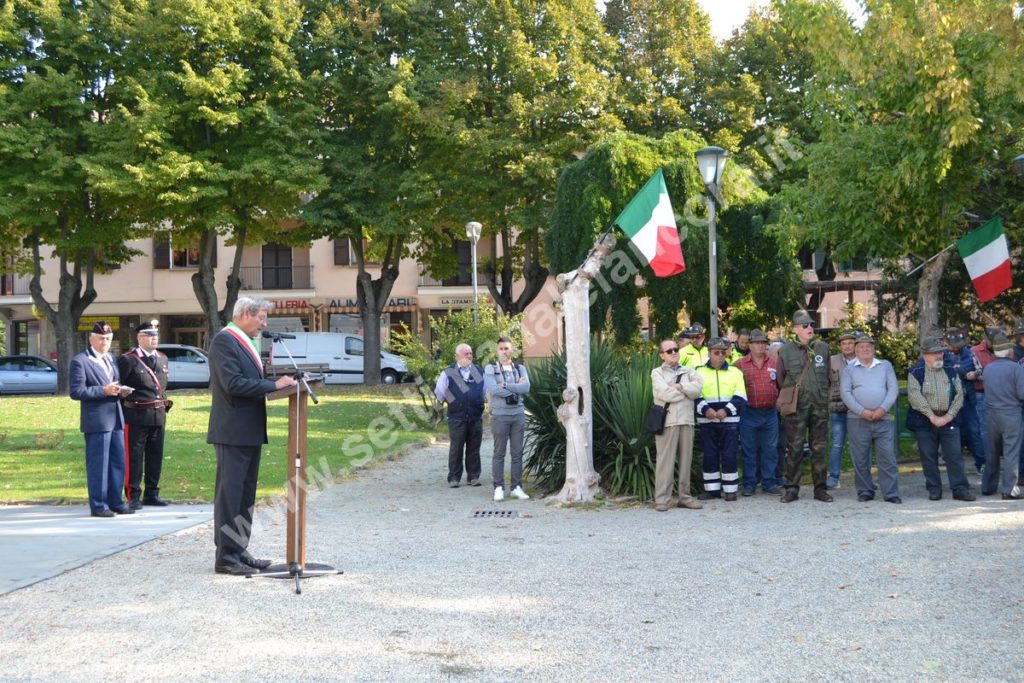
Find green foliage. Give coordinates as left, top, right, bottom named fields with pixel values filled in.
left=548, top=130, right=798, bottom=342
left=524, top=338, right=703, bottom=499
left=875, top=327, right=919, bottom=379
left=779, top=0, right=1024, bottom=332
left=390, top=305, right=524, bottom=420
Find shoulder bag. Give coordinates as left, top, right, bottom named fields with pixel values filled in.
left=776, top=357, right=809, bottom=416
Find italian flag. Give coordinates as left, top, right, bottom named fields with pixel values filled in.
left=957, top=217, right=1012, bottom=302
left=613, top=168, right=686, bottom=278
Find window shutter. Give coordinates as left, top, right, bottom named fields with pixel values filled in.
left=153, top=237, right=170, bottom=269
left=334, top=238, right=351, bottom=266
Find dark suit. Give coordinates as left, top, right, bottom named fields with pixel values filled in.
left=70, top=349, right=126, bottom=513
left=207, top=327, right=278, bottom=566
left=117, top=349, right=170, bottom=502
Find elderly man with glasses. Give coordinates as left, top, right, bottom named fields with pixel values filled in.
left=776, top=310, right=833, bottom=503
left=651, top=340, right=704, bottom=511
left=435, top=343, right=485, bottom=488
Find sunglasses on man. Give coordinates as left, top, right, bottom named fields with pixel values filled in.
left=661, top=347, right=679, bottom=354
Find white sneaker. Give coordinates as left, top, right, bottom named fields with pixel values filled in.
left=510, top=486, right=530, bottom=500
left=493, top=487, right=505, bottom=502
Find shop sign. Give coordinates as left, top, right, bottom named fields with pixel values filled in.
left=78, top=316, right=120, bottom=332
left=272, top=299, right=307, bottom=309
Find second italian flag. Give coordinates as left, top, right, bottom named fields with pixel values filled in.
left=614, top=168, right=686, bottom=278
left=957, top=217, right=1012, bottom=302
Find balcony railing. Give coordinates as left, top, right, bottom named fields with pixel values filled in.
left=418, top=267, right=473, bottom=287
left=0, top=273, right=31, bottom=296
left=239, top=265, right=313, bottom=291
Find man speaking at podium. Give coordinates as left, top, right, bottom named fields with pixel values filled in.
left=208, top=297, right=298, bottom=575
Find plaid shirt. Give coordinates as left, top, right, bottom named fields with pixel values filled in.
left=734, top=354, right=779, bottom=409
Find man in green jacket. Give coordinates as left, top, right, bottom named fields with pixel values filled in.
left=776, top=310, right=833, bottom=503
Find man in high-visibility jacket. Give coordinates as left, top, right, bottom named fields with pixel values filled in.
left=696, top=337, right=748, bottom=501
left=678, top=323, right=709, bottom=368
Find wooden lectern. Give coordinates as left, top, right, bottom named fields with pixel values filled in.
left=255, top=378, right=340, bottom=592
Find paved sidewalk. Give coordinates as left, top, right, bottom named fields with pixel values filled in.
left=1, top=443, right=1022, bottom=681
left=1, top=504, right=212, bottom=595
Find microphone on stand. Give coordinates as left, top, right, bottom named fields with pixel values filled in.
left=261, top=331, right=297, bottom=340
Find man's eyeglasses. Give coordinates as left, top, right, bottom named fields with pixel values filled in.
left=799, top=323, right=814, bottom=329
left=661, top=347, right=679, bottom=354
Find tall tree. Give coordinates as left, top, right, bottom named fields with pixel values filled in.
left=297, top=0, right=440, bottom=385
left=0, top=0, right=143, bottom=391
left=105, top=0, right=323, bottom=347
left=421, top=0, right=619, bottom=315
left=780, top=0, right=1024, bottom=336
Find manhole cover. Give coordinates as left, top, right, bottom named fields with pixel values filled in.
left=472, top=509, right=519, bottom=519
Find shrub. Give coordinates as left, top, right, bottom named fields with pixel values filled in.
left=390, top=306, right=525, bottom=422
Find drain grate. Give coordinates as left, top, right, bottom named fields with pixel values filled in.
left=472, top=509, right=519, bottom=519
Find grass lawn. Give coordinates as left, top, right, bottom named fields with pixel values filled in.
left=0, top=385, right=438, bottom=504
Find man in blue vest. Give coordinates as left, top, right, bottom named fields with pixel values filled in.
left=434, top=343, right=485, bottom=488
left=906, top=336, right=975, bottom=502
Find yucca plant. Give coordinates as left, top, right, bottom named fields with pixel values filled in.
left=524, top=339, right=703, bottom=500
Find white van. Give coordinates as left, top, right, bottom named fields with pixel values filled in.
left=268, top=332, right=408, bottom=385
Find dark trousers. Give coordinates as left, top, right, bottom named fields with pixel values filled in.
left=448, top=418, right=482, bottom=483
left=739, top=407, right=779, bottom=490
left=783, top=407, right=828, bottom=492
left=700, top=421, right=739, bottom=494
left=213, top=444, right=261, bottom=565
left=124, top=424, right=165, bottom=501
left=914, top=424, right=969, bottom=496
left=84, top=430, right=126, bottom=513
left=959, top=391, right=986, bottom=469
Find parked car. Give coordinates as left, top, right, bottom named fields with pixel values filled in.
left=157, top=344, right=211, bottom=389
left=0, top=355, right=59, bottom=395
left=268, top=332, right=409, bottom=385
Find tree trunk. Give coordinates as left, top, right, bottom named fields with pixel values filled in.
left=192, top=226, right=246, bottom=350
left=484, top=226, right=549, bottom=315
left=555, top=232, right=616, bottom=503
left=28, top=234, right=96, bottom=393
left=916, top=248, right=953, bottom=340
left=355, top=235, right=402, bottom=387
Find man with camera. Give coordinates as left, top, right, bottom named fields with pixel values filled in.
left=485, top=337, right=531, bottom=501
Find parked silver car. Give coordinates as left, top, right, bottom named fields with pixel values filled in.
left=0, top=355, right=59, bottom=395
left=157, top=344, right=211, bottom=389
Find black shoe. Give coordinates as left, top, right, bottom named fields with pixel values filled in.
left=239, top=552, right=273, bottom=570
left=780, top=489, right=799, bottom=503
left=885, top=496, right=902, bottom=504
left=741, top=486, right=755, bottom=497
left=697, top=492, right=720, bottom=501
left=468, top=479, right=481, bottom=487
left=448, top=480, right=460, bottom=488
left=91, top=509, right=115, bottom=518
left=111, top=505, right=135, bottom=515
left=1001, top=492, right=1024, bottom=500
left=928, top=491, right=942, bottom=501
left=723, top=492, right=737, bottom=502
left=142, top=496, right=169, bottom=506
left=814, top=490, right=833, bottom=503
left=128, top=499, right=143, bottom=511
left=214, top=563, right=252, bottom=576
left=981, top=489, right=996, bottom=496
left=762, top=486, right=782, bottom=495
left=953, top=492, right=976, bottom=502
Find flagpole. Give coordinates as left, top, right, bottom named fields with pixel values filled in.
left=906, top=243, right=955, bottom=278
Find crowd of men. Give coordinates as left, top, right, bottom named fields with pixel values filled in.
left=651, top=312, right=1024, bottom=511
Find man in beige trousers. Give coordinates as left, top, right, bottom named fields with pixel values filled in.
left=652, top=339, right=705, bottom=511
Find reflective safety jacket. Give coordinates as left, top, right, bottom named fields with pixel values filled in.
left=680, top=344, right=709, bottom=369
left=696, top=361, right=747, bottom=424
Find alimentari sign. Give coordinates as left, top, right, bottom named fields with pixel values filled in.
left=328, top=297, right=414, bottom=308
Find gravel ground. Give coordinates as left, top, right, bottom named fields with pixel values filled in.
left=1, top=442, right=1022, bottom=682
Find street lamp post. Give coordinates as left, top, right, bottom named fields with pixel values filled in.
left=1013, top=153, right=1024, bottom=181
left=465, top=221, right=482, bottom=323
left=695, top=146, right=728, bottom=339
